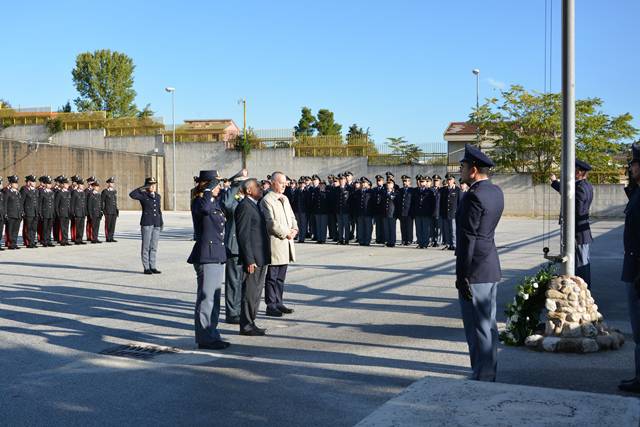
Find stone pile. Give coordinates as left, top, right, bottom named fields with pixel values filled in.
left=525, top=275, right=625, bottom=353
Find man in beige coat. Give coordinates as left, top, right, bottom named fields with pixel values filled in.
left=260, top=171, right=299, bottom=317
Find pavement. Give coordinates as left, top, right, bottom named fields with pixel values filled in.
left=0, top=212, right=636, bottom=426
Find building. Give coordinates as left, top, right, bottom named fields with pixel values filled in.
left=444, top=122, right=479, bottom=164
left=179, top=119, right=240, bottom=142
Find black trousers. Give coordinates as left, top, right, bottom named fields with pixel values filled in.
left=6, top=218, right=21, bottom=248
left=430, top=217, right=440, bottom=244
left=400, top=216, right=414, bottom=244
left=357, top=216, right=373, bottom=245
left=337, top=213, right=350, bottom=242
left=295, top=212, right=308, bottom=243
left=240, top=264, right=268, bottom=331
left=225, top=255, right=244, bottom=321
left=265, top=264, right=288, bottom=311
left=104, top=214, right=117, bottom=241
left=314, top=214, right=328, bottom=243
left=441, top=218, right=454, bottom=246
left=375, top=215, right=385, bottom=243
left=0, top=217, right=4, bottom=247
left=89, top=216, right=102, bottom=242
left=383, top=217, right=397, bottom=246
left=53, top=219, right=60, bottom=242
left=59, top=217, right=70, bottom=243
left=328, top=213, right=338, bottom=240
left=308, top=213, right=315, bottom=239
left=41, top=217, right=54, bottom=245
left=74, top=217, right=86, bottom=243
left=349, top=214, right=356, bottom=240
left=22, top=216, right=37, bottom=246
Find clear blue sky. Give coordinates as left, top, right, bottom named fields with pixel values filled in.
left=1, top=0, right=638, bottom=144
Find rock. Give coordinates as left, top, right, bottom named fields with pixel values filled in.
left=561, top=322, right=582, bottom=338
left=569, top=300, right=580, bottom=308
left=556, top=299, right=570, bottom=308
left=525, top=334, right=543, bottom=348
left=596, top=335, right=614, bottom=350
left=582, top=313, right=592, bottom=322
left=549, top=281, right=562, bottom=290
left=566, top=313, right=581, bottom=323
left=562, top=286, right=573, bottom=295
left=545, top=320, right=556, bottom=335
left=587, top=297, right=595, bottom=305
left=581, top=338, right=599, bottom=353
left=545, top=299, right=557, bottom=311
left=592, top=304, right=599, bottom=312
left=581, top=323, right=598, bottom=338
left=568, top=293, right=578, bottom=301
left=556, top=338, right=582, bottom=353
left=542, top=336, right=561, bottom=352
left=548, top=311, right=566, bottom=321
left=546, top=289, right=566, bottom=299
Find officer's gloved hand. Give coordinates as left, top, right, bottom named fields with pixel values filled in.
left=456, top=278, right=473, bottom=301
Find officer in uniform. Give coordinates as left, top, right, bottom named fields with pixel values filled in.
left=20, top=175, right=39, bottom=248
left=54, top=177, right=72, bottom=246
left=70, top=179, right=87, bottom=244
left=373, top=175, right=385, bottom=244
left=52, top=176, right=63, bottom=243
left=382, top=178, right=397, bottom=247
left=5, top=175, right=22, bottom=249
left=0, top=177, right=5, bottom=250
left=619, top=143, right=640, bottom=393
left=129, top=177, right=164, bottom=274
left=293, top=177, right=309, bottom=243
left=85, top=176, right=96, bottom=241
left=38, top=176, right=56, bottom=247
left=413, top=175, right=430, bottom=249
left=313, top=180, right=329, bottom=244
left=456, top=144, right=504, bottom=382
left=327, top=175, right=339, bottom=241
left=36, top=176, right=46, bottom=245
left=336, top=174, right=351, bottom=245
left=345, top=171, right=357, bottom=240
left=430, top=174, right=442, bottom=247
left=440, top=173, right=459, bottom=250
left=356, top=177, right=374, bottom=246
left=398, top=175, right=414, bottom=245
left=102, top=177, right=119, bottom=242
left=550, top=159, right=594, bottom=287
left=87, top=180, right=103, bottom=243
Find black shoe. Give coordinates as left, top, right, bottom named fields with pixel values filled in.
left=198, top=341, right=231, bottom=350
left=144, top=269, right=153, bottom=275
left=91, top=240, right=102, bottom=244
left=226, top=317, right=240, bottom=325
left=619, top=380, right=640, bottom=393
left=239, top=327, right=266, bottom=336
left=12, top=246, right=20, bottom=250
left=620, top=378, right=637, bottom=385
left=110, top=239, right=118, bottom=243
left=150, top=268, right=162, bottom=274
left=265, top=308, right=283, bottom=317
left=277, top=305, right=294, bottom=314
left=448, top=246, right=456, bottom=251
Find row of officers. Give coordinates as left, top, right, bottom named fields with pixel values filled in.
left=278, top=172, right=468, bottom=249
left=0, top=174, right=119, bottom=249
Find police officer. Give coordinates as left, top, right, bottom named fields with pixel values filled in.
left=0, top=176, right=5, bottom=251
left=373, top=175, right=385, bottom=244
left=38, top=176, right=56, bottom=247
left=293, top=177, right=309, bottom=243
left=413, top=175, right=430, bottom=249
left=87, top=180, right=103, bottom=243
left=101, top=177, right=119, bottom=242
left=4, top=175, right=22, bottom=249
left=356, top=177, right=374, bottom=246
left=327, top=175, right=339, bottom=241
left=550, top=159, right=594, bottom=287
left=440, top=174, right=459, bottom=251
left=336, top=174, right=351, bottom=245
left=85, top=176, right=96, bottom=241
left=619, top=143, right=640, bottom=393
left=21, top=175, right=39, bottom=248
left=187, top=170, right=230, bottom=350
left=129, top=177, right=164, bottom=274
left=430, top=174, right=442, bottom=247
left=55, top=176, right=72, bottom=246
left=382, top=178, right=397, bottom=247
left=71, top=179, right=88, bottom=244
left=398, top=175, right=414, bottom=246
left=314, top=180, right=329, bottom=244
left=456, top=144, right=504, bottom=382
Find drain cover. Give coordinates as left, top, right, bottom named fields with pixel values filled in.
left=100, top=344, right=181, bottom=360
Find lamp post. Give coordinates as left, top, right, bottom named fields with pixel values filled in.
left=165, top=87, right=176, bottom=211
left=237, top=98, right=247, bottom=168
left=472, top=69, right=480, bottom=147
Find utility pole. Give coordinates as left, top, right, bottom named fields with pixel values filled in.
left=472, top=69, right=480, bottom=147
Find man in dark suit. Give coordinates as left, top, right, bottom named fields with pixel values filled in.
left=336, top=174, right=351, bottom=245
left=87, top=180, right=103, bottom=243
left=71, top=179, right=88, bottom=245
left=235, top=178, right=270, bottom=336
left=550, top=159, right=594, bottom=287
left=102, top=177, right=119, bottom=242
left=620, top=143, right=640, bottom=393
left=397, top=175, right=414, bottom=245
left=293, top=178, right=309, bottom=243
left=38, top=176, right=56, bottom=247
left=440, top=174, right=459, bottom=251
left=54, top=177, right=72, bottom=246
left=21, top=175, right=39, bottom=248
left=456, top=144, right=504, bottom=382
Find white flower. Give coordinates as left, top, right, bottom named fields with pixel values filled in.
left=523, top=294, right=530, bottom=301
left=533, top=282, right=539, bottom=289
left=511, top=314, right=519, bottom=323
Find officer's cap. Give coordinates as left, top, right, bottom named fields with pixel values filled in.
left=416, top=174, right=423, bottom=181
left=445, top=173, right=455, bottom=180
left=460, top=144, right=495, bottom=168
left=144, top=177, right=157, bottom=186
left=344, top=171, right=353, bottom=177
left=385, top=171, right=394, bottom=178
left=631, top=143, right=640, bottom=166
left=337, top=174, right=345, bottom=179
left=266, top=174, right=272, bottom=180
left=43, top=176, right=53, bottom=184
left=38, top=175, right=47, bottom=183
left=575, top=159, right=592, bottom=172
left=76, top=178, right=84, bottom=185
left=197, top=170, right=221, bottom=184
left=432, top=174, right=441, bottom=180
left=59, top=176, right=69, bottom=184
left=312, top=174, right=320, bottom=180
left=25, top=174, right=36, bottom=182
left=375, top=174, right=384, bottom=180
left=87, top=176, right=96, bottom=182
left=8, top=175, right=19, bottom=184
left=298, top=177, right=305, bottom=184
left=386, top=178, right=395, bottom=184
left=91, top=180, right=100, bottom=186
left=425, top=176, right=433, bottom=182
left=70, top=175, right=79, bottom=183
left=106, top=176, right=116, bottom=184
left=401, top=175, right=410, bottom=181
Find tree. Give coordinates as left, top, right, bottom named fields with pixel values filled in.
left=386, top=136, right=424, bottom=163
left=346, top=123, right=369, bottom=143
left=72, top=49, right=139, bottom=117
left=0, top=99, right=11, bottom=109
left=313, top=109, right=342, bottom=136
left=58, top=101, right=72, bottom=113
left=294, top=106, right=315, bottom=136
left=471, top=85, right=637, bottom=180
left=137, top=103, right=154, bottom=118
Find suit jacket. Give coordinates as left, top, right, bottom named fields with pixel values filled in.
left=221, top=182, right=242, bottom=256
left=101, top=188, right=119, bottom=215
left=87, top=191, right=103, bottom=220
left=551, top=179, right=593, bottom=244
left=5, top=188, right=23, bottom=219
left=39, top=189, right=56, bottom=219
left=71, top=189, right=87, bottom=218
left=260, top=191, right=298, bottom=265
left=622, top=185, right=640, bottom=282
left=455, top=179, right=504, bottom=284
left=21, top=187, right=39, bottom=217
left=235, top=197, right=271, bottom=267
left=397, top=187, right=413, bottom=217
left=187, top=192, right=227, bottom=264
left=54, top=189, right=71, bottom=219
left=129, top=188, right=164, bottom=227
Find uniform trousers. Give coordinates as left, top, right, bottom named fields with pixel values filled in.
left=374, top=215, right=385, bottom=243
left=0, top=217, right=4, bottom=247
left=459, top=281, right=498, bottom=382
left=104, top=214, right=117, bottom=241
left=295, top=212, right=307, bottom=243
left=41, top=218, right=54, bottom=245
left=576, top=243, right=591, bottom=288
left=22, top=216, right=37, bottom=246
left=415, top=216, right=431, bottom=247
left=58, top=217, right=70, bottom=243
left=399, top=216, right=413, bottom=244
left=240, top=265, right=268, bottom=332
left=328, top=213, right=338, bottom=240
left=6, top=218, right=21, bottom=248
left=73, top=217, right=86, bottom=243
left=314, top=214, right=328, bottom=243
left=265, top=264, right=288, bottom=311
left=224, top=255, right=244, bottom=321
left=441, top=218, right=454, bottom=247
left=357, top=216, right=373, bottom=245
left=383, top=217, right=396, bottom=246
left=141, top=225, right=161, bottom=270
left=88, top=216, right=102, bottom=242
left=430, top=217, right=440, bottom=244
left=337, top=213, right=350, bottom=242
left=626, top=282, right=640, bottom=379
left=193, top=263, right=224, bottom=344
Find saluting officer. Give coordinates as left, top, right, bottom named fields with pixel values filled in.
left=382, top=178, right=397, bottom=247
left=5, top=175, right=22, bottom=249
left=456, top=144, right=504, bottom=382
left=0, top=176, right=5, bottom=251
left=619, top=143, right=640, bottom=393
left=54, top=177, right=72, bottom=246
left=129, top=177, right=163, bottom=274
left=398, top=175, right=414, bottom=246
left=87, top=180, right=103, bottom=243
left=20, top=175, right=39, bottom=248
left=38, top=176, right=56, bottom=247
left=102, top=177, right=119, bottom=242
left=550, top=159, right=594, bottom=287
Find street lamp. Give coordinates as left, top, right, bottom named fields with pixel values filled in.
left=165, top=87, right=176, bottom=211
left=237, top=98, right=247, bottom=168
left=472, top=69, right=480, bottom=146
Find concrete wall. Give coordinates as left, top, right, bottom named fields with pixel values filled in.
left=1, top=124, right=50, bottom=142
left=0, top=139, right=161, bottom=210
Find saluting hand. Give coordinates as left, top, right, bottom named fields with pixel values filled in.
left=549, top=174, right=557, bottom=183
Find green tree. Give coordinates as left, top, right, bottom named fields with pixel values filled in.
left=313, top=109, right=342, bottom=136
left=471, top=85, right=637, bottom=179
left=137, top=103, right=154, bottom=118
left=294, top=106, right=315, bottom=136
left=386, top=136, right=423, bottom=163
left=58, top=101, right=72, bottom=113
left=0, top=99, right=11, bottom=109
left=72, top=49, right=139, bottom=117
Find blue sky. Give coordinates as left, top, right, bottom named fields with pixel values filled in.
left=1, top=0, right=638, bottom=144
